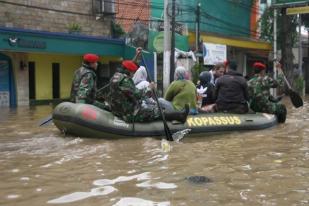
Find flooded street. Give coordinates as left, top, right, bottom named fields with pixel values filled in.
left=0, top=98, right=308, bottom=206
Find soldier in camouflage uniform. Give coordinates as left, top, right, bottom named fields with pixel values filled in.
left=248, top=62, right=287, bottom=123
left=108, top=60, right=189, bottom=123
left=70, top=53, right=106, bottom=109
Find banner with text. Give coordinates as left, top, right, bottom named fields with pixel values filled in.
left=203, top=43, right=227, bottom=65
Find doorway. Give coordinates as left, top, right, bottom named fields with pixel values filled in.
left=0, top=53, right=16, bottom=107
left=28, top=61, right=36, bottom=100
left=52, top=63, right=60, bottom=99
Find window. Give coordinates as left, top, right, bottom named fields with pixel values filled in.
left=93, top=0, right=115, bottom=15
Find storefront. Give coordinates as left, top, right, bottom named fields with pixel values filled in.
left=0, top=27, right=153, bottom=107
left=188, top=31, right=272, bottom=77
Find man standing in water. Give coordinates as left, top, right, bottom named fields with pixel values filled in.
left=247, top=62, right=286, bottom=123
left=70, top=53, right=105, bottom=109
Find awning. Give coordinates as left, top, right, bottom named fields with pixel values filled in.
left=189, top=32, right=272, bottom=50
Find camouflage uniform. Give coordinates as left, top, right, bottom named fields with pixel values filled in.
left=108, top=70, right=160, bottom=122
left=70, top=64, right=105, bottom=109
left=248, top=74, right=286, bottom=122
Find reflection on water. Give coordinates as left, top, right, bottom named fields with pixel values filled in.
left=0, top=98, right=308, bottom=206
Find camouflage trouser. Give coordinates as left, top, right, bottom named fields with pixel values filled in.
left=125, top=100, right=160, bottom=123
left=250, top=98, right=287, bottom=123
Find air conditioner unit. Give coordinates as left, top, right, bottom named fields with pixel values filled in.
left=94, top=0, right=115, bottom=15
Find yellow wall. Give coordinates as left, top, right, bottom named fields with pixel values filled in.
left=28, top=53, right=120, bottom=100
left=28, top=53, right=80, bottom=100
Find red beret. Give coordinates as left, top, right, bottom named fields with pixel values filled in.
left=83, top=53, right=99, bottom=63
left=122, top=60, right=138, bottom=72
left=253, top=62, right=266, bottom=70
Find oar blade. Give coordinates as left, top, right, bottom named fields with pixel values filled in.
left=289, top=89, right=303, bottom=108
left=38, top=115, right=53, bottom=126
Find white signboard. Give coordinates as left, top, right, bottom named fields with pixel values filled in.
left=203, top=43, right=227, bottom=65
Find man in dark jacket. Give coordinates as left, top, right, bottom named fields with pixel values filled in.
left=214, top=61, right=249, bottom=113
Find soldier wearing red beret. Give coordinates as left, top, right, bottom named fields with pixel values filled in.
left=107, top=48, right=188, bottom=123
left=247, top=61, right=287, bottom=123
left=70, top=53, right=106, bottom=109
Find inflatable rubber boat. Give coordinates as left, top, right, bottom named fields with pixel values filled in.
left=52, top=102, right=277, bottom=138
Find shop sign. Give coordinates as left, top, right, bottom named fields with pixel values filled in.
left=203, top=42, right=226, bottom=65
left=287, top=6, right=309, bottom=15
left=5, top=36, right=46, bottom=49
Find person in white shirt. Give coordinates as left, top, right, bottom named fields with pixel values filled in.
left=133, top=66, right=150, bottom=90
left=209, top=63, right=225, bottom=85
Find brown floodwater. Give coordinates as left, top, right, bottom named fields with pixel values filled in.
left=0, top=97, right=308, bottom=206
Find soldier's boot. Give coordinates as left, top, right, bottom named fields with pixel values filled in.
left=164, top=104, right=189, bottom=123
left=276, top=104, right=287, bottom=123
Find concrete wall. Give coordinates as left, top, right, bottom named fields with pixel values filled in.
left=0, top=0, right=111, bottom=36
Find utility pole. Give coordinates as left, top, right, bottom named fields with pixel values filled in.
left=298, top=14, right=302, bottom=76
left=163, top=0, right=171, bottom=92
left=272, top=8, right=277, bottom=97
left=195, top=2, right=201, bottom=55
left=170, top=0, right=176, bottom=83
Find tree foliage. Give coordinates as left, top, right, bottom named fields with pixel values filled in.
left=111, top=22, right=125, bottom=38
left=259, top=7, right=298, bottom=48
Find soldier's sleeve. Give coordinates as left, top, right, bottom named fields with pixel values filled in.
left=76, top=73, right=95, bottom=103
left=276, top=72, right=285, bottom=87
left=247, top=80, right=254, bottom=98
left=119, top=78, right=144, bottom=103
left=265, top=76, right=279, bottom=88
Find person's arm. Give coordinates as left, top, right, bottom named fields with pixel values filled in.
left=243, top=81, right=249, bottom=101
left=119, top=78, right=144, bottom=104
left=266, top=76, right=279, bottom=88
left=132, top=47, right=142, bottom=65
left=76, top=73, right=95, bottom=104
left=267, top=62, right=284, bottom=88
left=275, top=63, right=284, bottom=87
left=164, top=82, right=176, bottom=101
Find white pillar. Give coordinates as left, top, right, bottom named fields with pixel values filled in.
left=163, top=0, right=171, bottom=92
left=298, top=14, right=302, bottom=76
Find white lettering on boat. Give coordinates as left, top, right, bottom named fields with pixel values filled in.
left=262, top=113, right=274, bottom=120
left=113, top=118, right=129, bottom=128
left=186, top=116, right=242, bottom=127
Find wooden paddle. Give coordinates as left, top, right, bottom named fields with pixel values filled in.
left=282, top=72, right=303, bottom=108
left=141, top=53, right=173, bottom=141
left=38, top=114, right=53, bottom=126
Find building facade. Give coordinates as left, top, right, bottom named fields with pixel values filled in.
left=0, top=0, right=128, bottom=107
left=150, top=0, right=272, bottom=77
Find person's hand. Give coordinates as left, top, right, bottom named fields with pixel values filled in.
left=275, top=62, right=282, bottom=71
left=136, top=47, right=142, bottom=56
left=148, top=82, right=156, bottom=90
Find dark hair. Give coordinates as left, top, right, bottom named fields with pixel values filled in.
left=214, top=63, right=225, bottom=70
left=229, top=60, right=237, bottom=71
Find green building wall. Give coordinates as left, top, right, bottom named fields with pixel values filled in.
left=151, top=0, right=253, bottom=38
